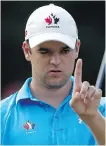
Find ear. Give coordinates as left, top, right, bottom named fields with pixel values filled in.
left=75, top=39, right=81, bottom=59
left=22, top=41, right=31, bottom=61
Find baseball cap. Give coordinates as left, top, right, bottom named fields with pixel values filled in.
left=25, top=4, right=78, bottom=49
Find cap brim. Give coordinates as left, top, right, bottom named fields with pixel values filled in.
left=29, top=32, right=76, bottom=49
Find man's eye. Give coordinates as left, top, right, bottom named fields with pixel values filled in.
left=61, top=49, right=70, bottom=54
left=40, top=51, right=48, bottom=54
left=38, top=48, right=49, bottom=54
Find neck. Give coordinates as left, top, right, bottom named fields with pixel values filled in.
left=29, top=78, right=72, bottom=108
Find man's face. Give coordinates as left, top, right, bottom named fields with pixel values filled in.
left=24, top=41, right=79, bottom=89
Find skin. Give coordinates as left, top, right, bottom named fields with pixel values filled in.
left=22, top=40, right=79, bottom=107
left=22, top=40, right=105, bottom=145
left=70, top=59, right=105, bottom=145
left=24, top=40, right=79, bottom=88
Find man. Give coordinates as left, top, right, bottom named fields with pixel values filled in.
left=1, top=3, right=105, bottom=145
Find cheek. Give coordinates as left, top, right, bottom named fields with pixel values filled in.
left=64, top=53, right=76, bottom=63
left=31, top=56, right=48, bottom=70
left=63, top=54, right=76, bottom=70
left=70, top=52, right=76, bottom=59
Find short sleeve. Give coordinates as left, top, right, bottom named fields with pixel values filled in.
left=98, top=97, right=106, bottom=117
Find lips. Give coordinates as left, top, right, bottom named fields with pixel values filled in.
left=50, top=70, right=61, bottom=72
left=48, top=69, right=62, bottom=77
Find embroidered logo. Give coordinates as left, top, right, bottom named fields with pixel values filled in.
left=45, top=16, right=52, bottom=25
left=23, top=120, right=35, bottom=131
left=45, top=13, right=60, bottom=28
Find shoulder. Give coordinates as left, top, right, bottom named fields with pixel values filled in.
left=0, top=92, right=18, bottom=131
left=1, top=92, right=18, bottom=111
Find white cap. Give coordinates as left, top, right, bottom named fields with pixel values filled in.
left=25, top=4, right=78, bottom=49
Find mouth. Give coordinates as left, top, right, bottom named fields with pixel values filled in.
left=49, top=70, right=62, bottom=72
left=48, top=70, right=63, bottom=77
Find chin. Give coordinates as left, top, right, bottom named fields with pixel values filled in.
left=46, top=84, right=64, bottom=89
left=45, top=79, right=68, bottom=89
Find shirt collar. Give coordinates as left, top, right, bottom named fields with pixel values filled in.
left=16, top=77, right=33, bottom=104
left=16, top=76, right=74, bottom=104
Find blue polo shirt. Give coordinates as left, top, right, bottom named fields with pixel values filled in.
left=1, top=77, right=105, bottom=145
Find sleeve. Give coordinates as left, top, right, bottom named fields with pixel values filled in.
left=88, top=97, right=106, bottom=145
left=0, top=93, right=17, bottom=144
left=0, top=101, right=5, bottom=145
left=98, top=97, right=106, bottom=117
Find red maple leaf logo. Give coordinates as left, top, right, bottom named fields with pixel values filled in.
left=45, top=16, right=52, bottom=25
left=23, top=123, right=30, bottom=130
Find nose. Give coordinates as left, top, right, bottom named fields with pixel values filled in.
left=50, top=54, right=61, bottom=66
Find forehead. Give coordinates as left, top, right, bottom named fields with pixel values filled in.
left=39, top=41, right=67, bottom=49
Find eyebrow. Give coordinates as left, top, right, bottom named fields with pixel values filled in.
left=61, top=45, right=70, bottom=49
left=38, top=45, right=70, bottom=50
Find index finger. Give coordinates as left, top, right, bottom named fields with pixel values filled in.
left=73, top=59, right=82, bottom=93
